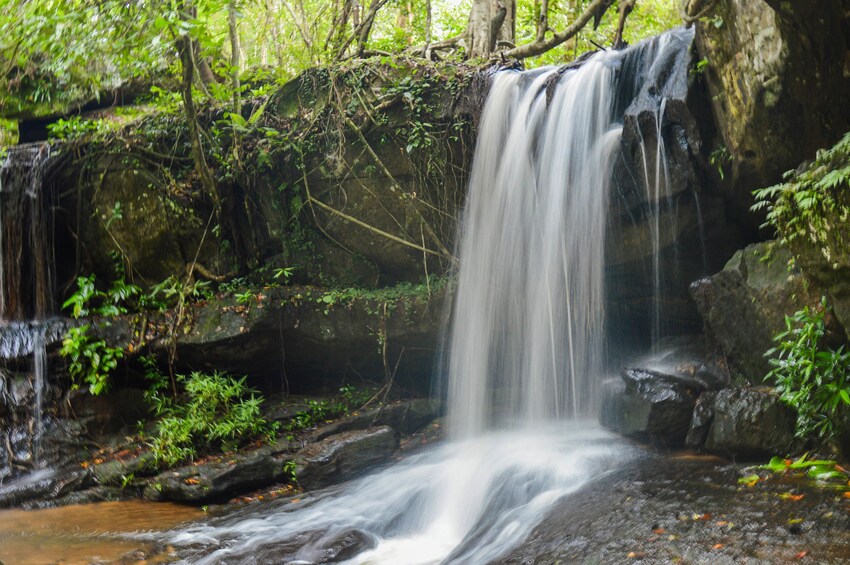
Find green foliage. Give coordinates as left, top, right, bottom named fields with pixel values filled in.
left=282, top=459, right=298, bottom=483
left=60, top=325, right=123, bottom=395
left=286, top=385, right=372, bottom=432
left=146, top=369, right=278, bottom=467
left=140, top=276, right=213, bottom=311
left=59, top=272, right=140, bottom=395
left=765, top=298, right=850, bottom=441
left=46, top=116, right=111, bottom=141
left=761, top=453, right=846, bottom=480
left=753, top=131, right=850, bottom=269
left=62, top=273, right=142, bottom=318
left=709, top=145, right=731, bottom=181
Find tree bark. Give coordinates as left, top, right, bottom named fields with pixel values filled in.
left=228, top=1, right=241, bottom=116
left=466, top=0, right=515, bottom=58
left=175, top=2, right=220, bottom=208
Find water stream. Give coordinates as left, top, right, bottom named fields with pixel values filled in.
left=162, top=29, right=696, bottom=564
left=0, top=143, right=57, bottom=476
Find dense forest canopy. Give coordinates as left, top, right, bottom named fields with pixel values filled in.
left=0, top=0, right=681, bottom=126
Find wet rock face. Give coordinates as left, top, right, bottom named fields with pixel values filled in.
left=703, top=388, right=796, bottom=458
left=501, top=455, right=850, bottom=564
left=606, top=28, right=745, bottom=342
left=143, top=451, right=290, bottom=503
left=295, top=426, right=399, bottom=490
left=600, top=369, right=702, bottom=446
left=685, top=391, right=716, bottom=448
left=142, top=427, right=399, bottom=503
left=695, top=0, right=850, bottom=221
left=690, top=241, right=830, bottom=382
left=171, top=285, right=447, bottom=392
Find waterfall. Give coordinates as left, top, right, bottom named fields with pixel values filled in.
left=446, top=61, right=620, bottom=438
left=0, top=143, right=56, bottom=471
left=0, top=144, right=55, bottom=321
left=171, top=29, right=696, bottom=565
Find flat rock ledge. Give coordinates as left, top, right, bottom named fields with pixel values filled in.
left=137, top=399, right=438, bottom=504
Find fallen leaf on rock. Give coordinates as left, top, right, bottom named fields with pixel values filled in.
left=779, top=493, right=805, bottom=501
left=795, top=551, right=808, bottom=559
left=712, top=544, right=724, bottom=550
left=652, top=528, right=666, bottom=534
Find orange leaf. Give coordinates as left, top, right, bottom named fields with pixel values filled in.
left=652, top=528, right=666, bottom=534
left=712, top=544, right=724, bottom=550
left=795, top=551, right=808, bottom=559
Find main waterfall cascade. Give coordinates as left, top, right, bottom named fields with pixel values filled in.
left=163, top=29, right=695, bottom=564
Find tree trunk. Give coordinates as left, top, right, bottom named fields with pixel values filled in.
left=228, top=1, right=241, bottom=116
left=466, top=0, right=515, bottom=58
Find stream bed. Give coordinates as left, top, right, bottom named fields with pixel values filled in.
left=3, top=429, right=849, bottom=564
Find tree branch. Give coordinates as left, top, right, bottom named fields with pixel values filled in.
left=503, top=0, right=609, bottom=60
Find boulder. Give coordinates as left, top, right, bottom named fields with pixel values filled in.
left=143, top=450, right=291, bottom=503
left=690, top=241, right=828, bottom=382
left=599, top=368, right=702, bottom=446
left=171, top=285, right=447, bottom=392
left=295, top=426, right=398, bottom=490
left=694, top=0, right=850, bottom=223
left=92, top=451, right=158, bottom=487
left=311, top=399, right=441, bottom=441
left=606, top=27, right=745, bottom=340
left=703, top=388, right=795, bottom=458
left=685, top=391, right=717, bottom=448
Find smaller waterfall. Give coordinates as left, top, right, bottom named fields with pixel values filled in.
left=31, top=330, right=46, bottom=463
left=629, top=29, right=708, bottom=344
left=0, top=143, right=58, bottom=476
left=0, top=144, right=55, bottom=321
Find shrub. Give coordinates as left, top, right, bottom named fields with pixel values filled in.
left=146, top=370, right=278, bottom=467
left=753, top=131, right=850, bottom=269
left=765, top=298, right=850, bottom=441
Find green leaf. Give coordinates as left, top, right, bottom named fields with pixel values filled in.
left=228, top=112, right=247, bottom=128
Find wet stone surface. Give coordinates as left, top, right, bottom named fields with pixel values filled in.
left=501, top=453, right=850, bottom=564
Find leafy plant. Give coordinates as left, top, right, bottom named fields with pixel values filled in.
left=709, top=145, right=731, bottom=181
left=285, top=385, right=372, bottom=432
left=60, top=273, right=140, bottom=395
left=60, top=325, right=123, bottom=395
left=146, top=369, right=277, bottom=467
left=752, top=131, right=850, bottom=269
left=765, top=298, right=850, bottom=440
left=46, top=115, right=111, bottom=140
left=283, top=459, right=297, bottom=483
left=761, top=453, right=848, bottom=480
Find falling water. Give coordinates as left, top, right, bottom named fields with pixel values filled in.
left=0, top=144, right=56, bottom=469
left=168, top=29, right=695, bottom=564
left=630, top=28, right=706, bottom=343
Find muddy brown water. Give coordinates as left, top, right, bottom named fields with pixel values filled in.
left=0, top=500, right=202, bottom=565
